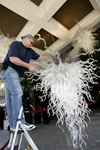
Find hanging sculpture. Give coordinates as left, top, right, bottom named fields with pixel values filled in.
left=73, top=28, right=96, bottom=54
left=25, top=28, right=99, bottom=150
left=26, top=58, right=98, bottom=150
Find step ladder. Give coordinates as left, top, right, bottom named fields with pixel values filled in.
left=7, top=106, right=39, bottom=150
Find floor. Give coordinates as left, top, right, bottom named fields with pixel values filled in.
left=0, top=103, right=100, bottom=150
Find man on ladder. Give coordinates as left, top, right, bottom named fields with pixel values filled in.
left=1, top=34, right=47, bottom=133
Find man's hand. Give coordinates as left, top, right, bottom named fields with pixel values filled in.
left=28, top=65, right=36, bottom=73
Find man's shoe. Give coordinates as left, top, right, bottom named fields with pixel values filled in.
left=19, top=123, right=36, bottom=131
left=10, top=128, right=13, bottom=132
left=10, top=128, right=22, bottom=132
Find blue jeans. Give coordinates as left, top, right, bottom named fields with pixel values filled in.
left=1, top=66, right=25, bottom=129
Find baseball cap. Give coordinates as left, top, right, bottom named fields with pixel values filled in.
left=21, top=34, right=34, bottom=41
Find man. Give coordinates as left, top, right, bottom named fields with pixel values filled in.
left=1, top=34, right=47, bottom=132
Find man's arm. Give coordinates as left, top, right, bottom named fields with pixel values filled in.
left=10, top=57, right=36, bottom=72
left=38, top=55, right=48, bottom=61
left=38, top=55, right=54, bottom=62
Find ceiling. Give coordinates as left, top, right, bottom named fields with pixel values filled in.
left=0, top=0, right=100, bottom=63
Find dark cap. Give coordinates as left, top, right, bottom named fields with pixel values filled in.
left=21, top=34, right=34, bottom=41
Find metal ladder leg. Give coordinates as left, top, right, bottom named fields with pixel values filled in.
left=18, top=132, right=24, bottom=150
left=10, top=120, right=20, bottom=150
left=7, top=132, right=13, bottom=150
